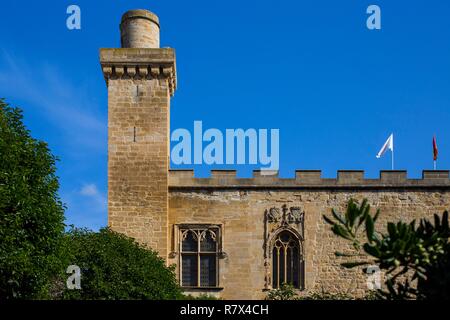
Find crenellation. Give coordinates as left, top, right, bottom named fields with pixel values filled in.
left=295, top=170, right=322, bottom=183
left=337, top=170, right=364, bottom=184
left=423, top=170, right=450, bottom=180
left=380, top=170, right=407, bottom=183
left=169, top=169, right=450, bottom=189
left=210, top=170, right=237, bottom=178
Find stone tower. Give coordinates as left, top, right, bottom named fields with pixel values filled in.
left=100, top=9, right=176, bottom=259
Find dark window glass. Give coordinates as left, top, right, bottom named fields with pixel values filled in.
left=182, top=254, right=197, bottom=287
left=272, top=231, right=303, bottom=289
left=272, top=247, right=279, bottom=288
left=279, top=245, right=285, bottom=285
left=287, top=247, right=292, bottom=284
left=200, top=255, right=216, bottom=287
left=181, top=228, right=219, bottom=287
left=292, top=246, right=299, bottom=288
left=182, top=231, right=197, bottom=252
left=280, top=233, right=290, bottom=242
left=200, top=231, right=216, bottom=252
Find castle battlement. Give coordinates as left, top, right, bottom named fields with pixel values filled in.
left=169, top=169, right=450, bottom=189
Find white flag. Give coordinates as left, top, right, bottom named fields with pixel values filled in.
left=376, top=134, right=394, bottom=158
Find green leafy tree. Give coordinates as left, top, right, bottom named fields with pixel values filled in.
left=265, top=284, right=356, bottom=300
left=297, top=291, right=355, bottom=300
left=323, top=199, right=450, bottom=300
left=58, top=228, right=183, bottom=300
left=266, top=283, right=299, bottom=300
left=0, top=99, right=65, bottom=299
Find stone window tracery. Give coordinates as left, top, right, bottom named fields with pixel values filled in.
left=264, top=205, right=305, bottom=290
left=272, top=231, right=303, bottom=289
left=179, top=226, right=220, bottom=288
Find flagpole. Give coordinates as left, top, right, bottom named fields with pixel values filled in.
left=391, top=133, right=394, bottom=170
left=391, top=149, right=394, bottom=170
left=433, top=135, right=438, bottom=170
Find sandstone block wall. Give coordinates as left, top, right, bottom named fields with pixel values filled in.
left=120, top=10, right=160, bottom=49
left=168, top=170, right=450, bottom=299
left=101, top=48, right=176, bottom=258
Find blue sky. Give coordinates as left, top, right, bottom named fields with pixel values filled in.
left=1, top=1, right=449, bottom=230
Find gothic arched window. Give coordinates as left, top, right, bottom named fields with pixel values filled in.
left=272, top=231, right=304, bottom=289
left=180, top=227, right=220, bottom=288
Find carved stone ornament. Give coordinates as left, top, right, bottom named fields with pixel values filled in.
left=265, top=204, right=304, bottom=228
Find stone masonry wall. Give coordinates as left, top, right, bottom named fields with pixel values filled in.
left=120, top=10, right=160, bottom=49
left=105, top=70, right=170, bottom=258
left=168, top=170, right=450, bottom=299
left=101, top=47, right=176, bottom=259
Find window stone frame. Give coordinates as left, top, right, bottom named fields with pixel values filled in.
left=264, top=205, right=305, bottom=290
left=173, top=224, right=223, bottom=289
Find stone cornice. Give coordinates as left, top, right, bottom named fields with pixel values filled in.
left=168, top=170, right=450, bottom=190
left=99, top=48, right=177, bottom=96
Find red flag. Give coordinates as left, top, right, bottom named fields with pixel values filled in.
left=433, top=136, right=438, bottom=161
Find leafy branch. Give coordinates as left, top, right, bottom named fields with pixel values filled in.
left=323, top=199, right=450, bottom=299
